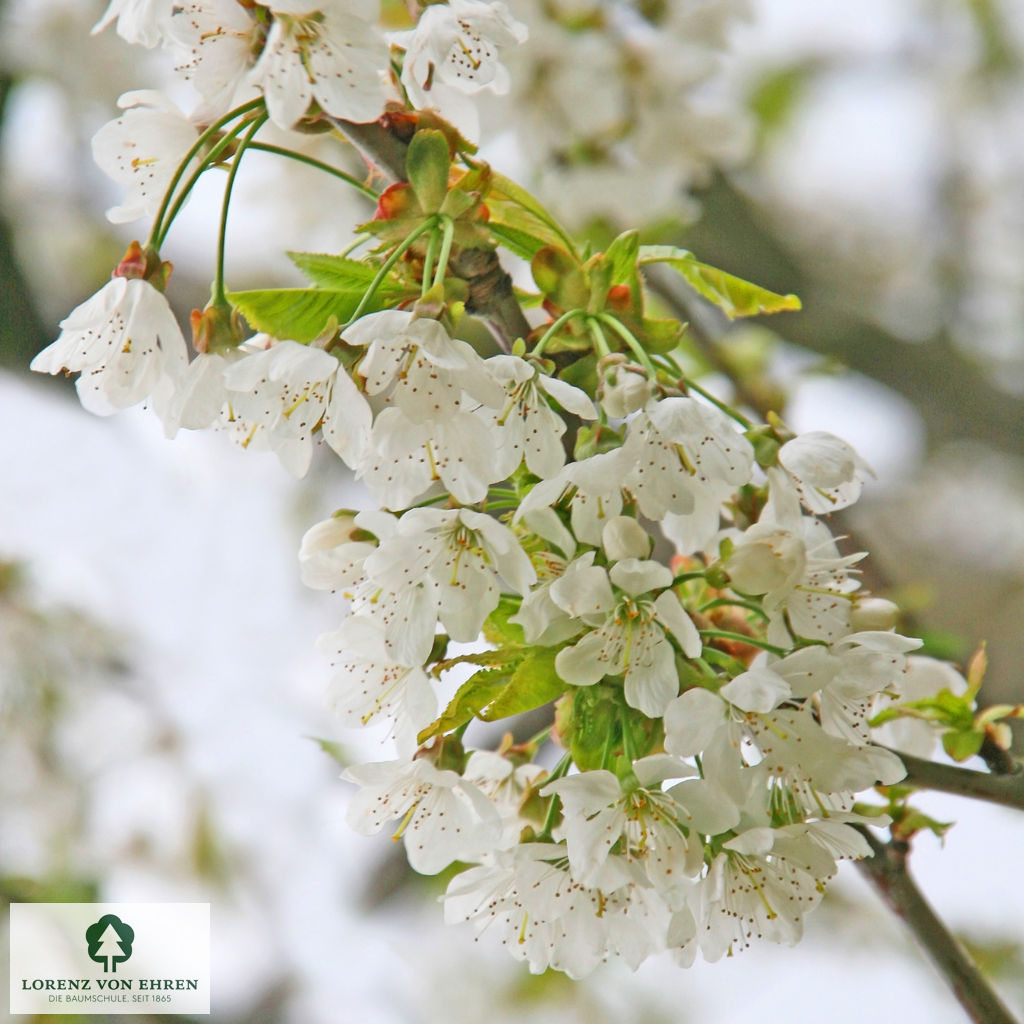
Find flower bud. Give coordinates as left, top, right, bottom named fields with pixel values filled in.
left=850, top=596, right=900, bottom=632
left=724, top=527, right=805, bottom=599
left=190, top=299, right=246, bottom=354
left=602, top=516, right=651, bottom=562
left=599, top=356, right=652, bottom=418
left=113, top=240, right=170, bottom=288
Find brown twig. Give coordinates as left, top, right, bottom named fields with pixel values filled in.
left=894, top=748, right=1024, bottom=811
left=855, top=828, right=1020, bottom=1024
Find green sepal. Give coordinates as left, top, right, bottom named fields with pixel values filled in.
left=559, top=352, right=599, bottom=400
left=406, top=129, right=451, bottom=214
left=439, top=162, right=490, bottom=220
left=605, top=230, right=640, bottom=288
left=532, top=246, right=590, bottom=311
left=488, top=222, right=549, bottom=261
left=638, top=245, right=802, bottom=319
left=485, top=168, right=581, bottom=258
left=745, top=426, right=782, bottom=468
left=638, top=314, right=684, bottom=354
left=566, top=685, right=619, bottom=771
left=942, top=729, right=985, bottom=762
left=574, top=421, right=625, bottom=460
left=417, top=645, right=568, bottom=742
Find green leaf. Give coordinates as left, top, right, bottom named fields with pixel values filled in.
left=897, top=807, right=954, bottom=840
left=229, top=282, right=405, bottom=343
left=287, top=252, right=387, bottom=290
left=406, top=129, right=451, bottom=214
left=605, top=230, right=640, bottom=287
left=417, top=644, right=568, bottom=741
left=942, top=729, right=985, bottom=762
left=417, top=662, right=520, bottom=743
left=487, top=222, right=550, bottom=261
left=487, top=169, right=581, bottom=257
left=638, top=245, right=802, bottom=319
left=482, top=596, right=526, bottom=646
left=479, top=647, right=566, bottom=721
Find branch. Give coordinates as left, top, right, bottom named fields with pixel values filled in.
left=326, top=116, right=409, bottom=184
left=449, top=248, right=531, bottom=349
left=328, top=116, right=531, bottom=347
left=895, top=748, right=1024, bottom=812
left=855, top=828, right=1020, bottom=1024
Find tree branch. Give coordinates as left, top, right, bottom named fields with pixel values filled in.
left=896, top=749, right=1024, bottom=812
left=855, top=828, right=1020, bottom=1024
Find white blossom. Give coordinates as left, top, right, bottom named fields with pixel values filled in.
left=344, top=310, right=507, bottom=507
left=31, top=276, right=187, bottom=422
left=168, top=1, right=388, bottom=126
left=247, top=1, right=389, bottom=129
left=623, top=397, right=754, bottom=521
left=298, top=510, right=386, bottom=591
left=319, top=615, right=437, bottom=746
left=692, top=826, right=836, bottom=962
left=543, top=756, right=735, bottom=906
left=220, top=338, right=371, bottom=476
left=463, top=750, right=545, bottom=848
left=344, top=757, right=500, bottom=873
left=599, top=359, right=652, bottom=418
left=159, top=352, right=232, bottom=435
left=394, top=0, right=528, bottom=138
left=443, top=843, right=651, bottom=978
left=872, top=656, right=971, bottom=758
left=552, top=558, right=701, bottom=717
left=93, top=0, right=172, bottom=47
left=483, top=354, right=596, bottom=480
left=91, top=91, right=200, bottom=225
left=515, top=447, right=629, bottom=545
left=777, top=431, right=873, bottom=515
left=724, top=503, right=864, bottom=645
left=362, top=506, right=535, bottom=661
left=167, top=0, right=258, bottom=112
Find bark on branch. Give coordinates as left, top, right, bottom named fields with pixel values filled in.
left=896, top=748, right=1024, bottom=812
left=855, top=828, right=1021, bottom=1024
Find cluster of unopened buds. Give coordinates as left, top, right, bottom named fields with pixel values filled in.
left=34, top=0, right=974, bottom=977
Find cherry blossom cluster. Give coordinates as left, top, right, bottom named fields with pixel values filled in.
left=498, top=0, right=751, bottom=225
left=33, top=0, right=970, bottom=979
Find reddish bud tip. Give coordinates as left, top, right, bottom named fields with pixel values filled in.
left=607, top=284, right=632, bottom=311
left=374, top=182, right=417, bottom=221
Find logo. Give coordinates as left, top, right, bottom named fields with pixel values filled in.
left=85, top=915, right=135, bottom=973
left=10, top=903, right=210, bottom=1015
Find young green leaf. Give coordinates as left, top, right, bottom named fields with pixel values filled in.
left=287, top=252, right=390, bottom=290
left=228, top=287, right=394, bottom=343
left=479, top=647, right=566, bottom=721
left=638, top=245, right=801, bottom=318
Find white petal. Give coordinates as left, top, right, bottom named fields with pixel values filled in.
left=664, top=688, right=724, bottom=757
left=719, top=667, right=791, bottom=713
left=609, top=558, right=671, bottom=596
left=654, top=591, right=702, bottom=659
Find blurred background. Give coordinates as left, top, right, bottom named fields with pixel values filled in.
left=1, top=0, right=1023, bottom=1021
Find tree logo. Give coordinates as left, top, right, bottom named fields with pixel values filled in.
left=85, top=914, right=135, bottom=973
